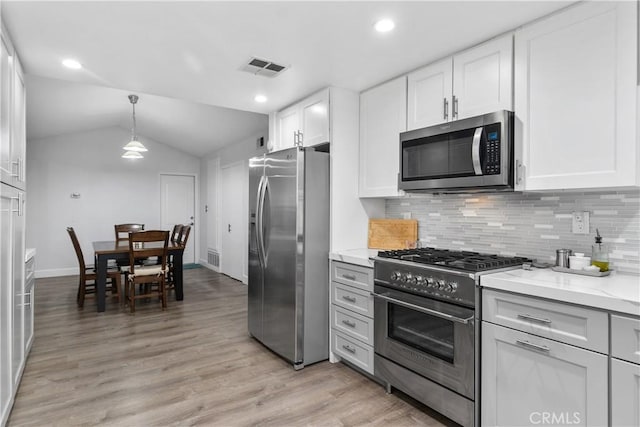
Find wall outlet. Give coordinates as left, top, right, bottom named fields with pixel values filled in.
left=572, top=211, right=590, bottom=234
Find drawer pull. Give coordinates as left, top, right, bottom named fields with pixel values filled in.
left=342, top=295, right=357, bottom=303
left=342, top=273, right=357, bottom=281
left=517, top=313, right=552, bottom=325
left=342, top=344, right=356, bottom=354
left=341, top=319, right=356, bottom=328
left=516, top=340, right=550, bottom=353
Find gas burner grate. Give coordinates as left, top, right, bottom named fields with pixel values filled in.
left=377, top=247, right=531, bottom=272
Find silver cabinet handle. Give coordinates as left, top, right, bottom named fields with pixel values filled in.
left=342, top=273, right=357, bottom=281
left=342, top=295, right=356, bottom=303
left=516, top=340, right=550, bottom=353
left=341, top=319, right=356, bottom=328
left=373, top=292, right=473, bottom=324
left=517, top=313, right=552, bottom=325
left=443, top=98, right=448, bottom=121
left=11, top=193, right=24, bottom=217
left=342, top=344, right=356, bottom=354
left=11, top=160, right=19, bottom=178
left=471, top=127, right=483, bottom=175
left=452, top=95, right=459, bottom=119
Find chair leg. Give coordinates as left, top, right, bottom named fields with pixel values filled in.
left=161, top=281, right=167, bottom=310
left=77, top=278, right=85, bottom=308
left=129, top=281, right=135, bottom=313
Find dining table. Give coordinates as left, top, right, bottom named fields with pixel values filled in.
left=92, top=240, right=185, bottom=312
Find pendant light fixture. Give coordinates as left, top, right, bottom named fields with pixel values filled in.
left=122, top=94, right=147, bottom=158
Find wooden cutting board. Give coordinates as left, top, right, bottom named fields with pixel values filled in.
left=368, top=219, right=418, bottom=250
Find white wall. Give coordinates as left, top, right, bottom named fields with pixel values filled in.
left=198, top=131, right=267, bottom=277
left=26, top=126, right=200, bottom=277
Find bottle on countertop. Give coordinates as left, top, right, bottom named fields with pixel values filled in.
left=591, top=229, right=609, bottom=272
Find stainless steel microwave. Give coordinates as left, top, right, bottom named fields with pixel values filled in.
left=399, top=110, right=514, bottom=192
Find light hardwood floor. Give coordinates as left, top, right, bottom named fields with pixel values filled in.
left=8, top=267, right=453, bottom=426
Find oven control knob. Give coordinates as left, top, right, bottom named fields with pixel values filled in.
left=436, top=279, right=446, bottom=290
left=404, top=273, right=413, bottom=283
left=449, top=282, right=458, bottom=293
left=391, top=271, right=401, bottom=281
left=415, top=275, right=425, bottom=285
left=426, top=277, right=435, bottom=287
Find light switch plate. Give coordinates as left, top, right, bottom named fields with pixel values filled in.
left=572, top=211, right=590, bottom=234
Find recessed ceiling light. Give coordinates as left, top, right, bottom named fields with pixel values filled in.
left=374, top=19, right=395, bottom=33
left=62, top=59, right=82, bottom=70
left=254, top=94, right=267, bottom=103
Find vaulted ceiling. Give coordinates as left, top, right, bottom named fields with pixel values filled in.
left=2, top=1, right=573, bottom=156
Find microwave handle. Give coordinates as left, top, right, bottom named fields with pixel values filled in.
left=472, top=127, right=483, bottom=175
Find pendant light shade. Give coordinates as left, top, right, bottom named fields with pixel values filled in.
left=122, top=150, right=144, bottom=159
left=122, top=138, right=147, bottom=152
left=122, top=94, right=147, bottom=156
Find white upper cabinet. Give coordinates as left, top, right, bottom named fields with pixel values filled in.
left=453, top=35, right=513, bottom=120
left=359, top=76, right=407, bottom=198
left=271, top=88, right=329, bottom=152
left=407, top=58, right=452, bottom=129
left=407, top=34, right=513, bottom=130
left=514, top=1, right=638, bottom=191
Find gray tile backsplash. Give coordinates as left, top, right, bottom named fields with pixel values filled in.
left=385, top=190, right=640, bottom=274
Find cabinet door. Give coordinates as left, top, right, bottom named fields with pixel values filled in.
left=275, top=104, right=299, bottom=151
left=299, top=89, right=329, bottom=147
left=482, top=322, right=608, bottom=427
left=24, top=257, right=34, bottom=353
left=407, top=58, right=452, bottom=129
left=0, top=33, right=12, bottom=185
left=359, top=77, right=406, bottom=197
left=611, top=358, right=640, bottom=427
left=11, top=189, right=24, bottom=388
left=10, top=57, right=25, bottom=189
left=453, top=34, right=513, bottom=120
left=0, top=184, right=14, bottom=422
left=514, top=1, right=638, bottom=190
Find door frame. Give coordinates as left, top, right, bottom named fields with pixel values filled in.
left=158, top=172, right=199, bottom=265
left=219, top=160, right=248, bottom=284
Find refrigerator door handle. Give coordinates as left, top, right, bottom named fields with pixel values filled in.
left=256, top=175, right=265, bottom=267
left=260, top=177, right=270, bottom=268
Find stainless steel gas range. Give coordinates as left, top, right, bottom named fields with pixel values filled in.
left=373, top=248, right=530, bottom=427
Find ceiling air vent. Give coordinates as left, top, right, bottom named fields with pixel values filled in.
left=241, top=57, right=288, bottom=78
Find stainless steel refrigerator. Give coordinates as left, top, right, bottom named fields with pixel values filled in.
left=248, top=146, right=329, bottom=369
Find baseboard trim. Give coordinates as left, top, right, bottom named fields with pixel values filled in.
left=35, top=267, right=77, bottom=278
left=200, top=261, right=220, bottom=273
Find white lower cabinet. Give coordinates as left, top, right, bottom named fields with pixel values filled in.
left=482, top=322, right=608, bottom=427
left=329, top=260, right=374, bottom=375
left=611, top=358, right=640, bottom=426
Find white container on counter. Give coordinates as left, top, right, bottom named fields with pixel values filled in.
left=569, top=253, right=591, bottom=270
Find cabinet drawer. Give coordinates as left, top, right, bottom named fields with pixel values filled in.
left=332, top=282, right=373, bottom=318
left=332, top=330, right=374, bottom=374
left=611, top=314, right=640, bottom=364
left=331, top=261, right=373, bottom=292
left=483, top=289, right=608, bottom=353
left=331, top=305, right=374, bottom=346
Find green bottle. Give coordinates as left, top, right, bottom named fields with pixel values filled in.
left=591, top=229, right=609, bottom=272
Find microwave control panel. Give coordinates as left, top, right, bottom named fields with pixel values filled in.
left=484, top=123, right=501, bottom=175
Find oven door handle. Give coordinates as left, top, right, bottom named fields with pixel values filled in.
left=372, top=292, right=474, bottom=325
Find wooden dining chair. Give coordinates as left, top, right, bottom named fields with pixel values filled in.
left=115, top=223, right=145, bottom=243
left=166, top=225, right=191, bottom=292
left=126, top=230, right=170, bottom=313
left=170, top=224, right=183, bottom=243
left=67, top=227, right=121, bottom=308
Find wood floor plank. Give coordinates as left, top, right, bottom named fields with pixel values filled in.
left=8, top=267, right=454, bottom=426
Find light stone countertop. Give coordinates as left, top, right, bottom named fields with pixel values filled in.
left=329, top=248, right=379, bottom=268
left=482, top=268, right=640, bottom=317
left=25, top=248, right=36, bottom=263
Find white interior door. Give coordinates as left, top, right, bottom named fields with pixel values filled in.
left=220, top=161, right=246, bottom=282
left=160, top=174, right=196, bottom=264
